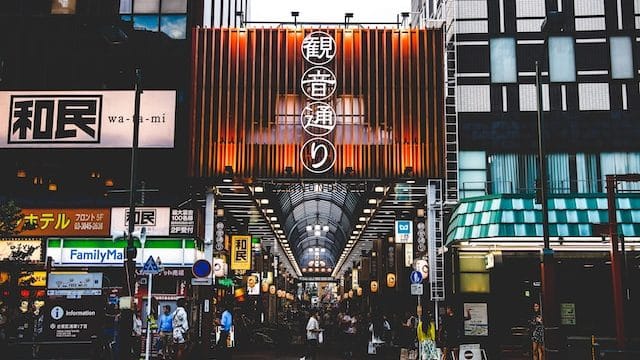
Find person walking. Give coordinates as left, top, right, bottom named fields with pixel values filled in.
left=301, top=311, right=321, bottom=360
left=132, top=305, right=143, bottom=360
left=216, top=299, right=233, bottom=360
left=172, top=298, right=189, bottom=360
left=340, top=311, right=357, bottom=359
left=529, top=302, right=544, bottom=360
left=368, top=313, right=390, bottom=357
left=439, top=305, right=470, bottom=360
left=158, top=305, right=173, bottom=359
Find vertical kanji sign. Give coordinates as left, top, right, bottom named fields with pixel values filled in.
left=230, top=235, right=251, bottom=270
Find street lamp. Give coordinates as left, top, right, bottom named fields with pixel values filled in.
left=120, top=67, right=143, bottom=360
left=535, top=11, right=568, bottom=359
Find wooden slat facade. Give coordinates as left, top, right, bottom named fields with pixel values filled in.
left=188, top=27, right=445, bottom=180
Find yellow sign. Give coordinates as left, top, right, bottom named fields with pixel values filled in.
left=18, top=271, right=47, bottom=287
left=230, top=235, right=251, bottom=270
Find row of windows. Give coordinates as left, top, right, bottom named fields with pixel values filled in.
left=490, top=36, right=635, bottom=83
left=459, top=151, right=640, bottom=199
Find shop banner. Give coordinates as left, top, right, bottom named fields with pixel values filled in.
left=230, top=236, right=251, bottom=270
left=0, top=239, right=42, bottom=261
left=110, top=207, right=170, bottom=237
left=48, top=273, right=102, bottom=289
left=0, top=90, right=175, bottom=148
left=42, top=296, right=104, bottom=342
left=170, top=208, right=195, bottom=236
left=17, top=209, right=110, bottom=237
left=46, top=238, right=198, bottom=267
left=18, top=271, right=47, bottom=287
left=395, top=220, right=413, bottom=244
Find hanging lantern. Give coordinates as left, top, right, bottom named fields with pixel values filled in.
left=370, top=281, right=379, bottom=293
left=386, top=273, right=396, bottom=288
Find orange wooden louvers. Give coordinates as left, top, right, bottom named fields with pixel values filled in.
left=188, top=27, right=445, bottom=180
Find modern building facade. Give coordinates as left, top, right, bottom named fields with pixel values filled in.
left=413, top=0, right=640, bottom=356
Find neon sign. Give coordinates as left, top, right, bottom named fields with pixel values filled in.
left=300, top=31, right=337, bottom=174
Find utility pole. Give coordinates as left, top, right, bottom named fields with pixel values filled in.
left=120, top=68, right=142, bottom=360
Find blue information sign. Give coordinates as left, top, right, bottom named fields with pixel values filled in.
left=410, top=270, right=423, bottom=284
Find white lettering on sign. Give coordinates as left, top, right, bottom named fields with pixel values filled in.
left=300, top=31, right=338, bottom=174
left=301, top=31, right=336, bottom=65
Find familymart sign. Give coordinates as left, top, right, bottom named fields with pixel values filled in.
left=46, top=238, right=198, bottom=267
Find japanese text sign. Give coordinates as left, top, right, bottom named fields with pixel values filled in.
left=231, top=235, right=251, bottom=270
left=18, top=209, right=110, bottom=237
left=300, top=31, right=337, bottom=174
left=0, top=90, right=175, bottom=148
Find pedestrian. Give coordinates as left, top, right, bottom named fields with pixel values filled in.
left=402, top=310, right=418, bottom=349
left=216, top=298, right=233, bottom=360
left=417, top=308, right=437, bottom=360
left=368, top=313, right=390, bottom=357
left=132, top=304, right=143, bottom=360
left=172, top=298, right=189, bottom=360
left=529, top=302, right=544, bottom=360
left=158, top=305, right=173, bottom=359
left=439, top=305, right=470, bottom=360
left=301, top=310, right=321, bottom=360
left=340, top=310, right=357, bottom=359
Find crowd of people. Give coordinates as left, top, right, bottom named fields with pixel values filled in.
left=296, top=302, right=471, bottom=360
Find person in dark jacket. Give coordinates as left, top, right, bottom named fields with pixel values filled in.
left=439, top=305, right=470, bottom=360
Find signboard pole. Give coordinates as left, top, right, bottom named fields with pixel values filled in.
left=144, top=271, right=153, bottom=360
left=141, top=255, right=160, bottom=360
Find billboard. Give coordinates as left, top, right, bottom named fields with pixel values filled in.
left=18, top=209, right=110, bottom=237
left=110, top=207, right=170, bottom=237
left=0, top=90, right=175, bottom=148
left=230, top=236, right=251, bottom=270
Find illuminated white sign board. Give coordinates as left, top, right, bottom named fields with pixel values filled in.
left=0, top=90, right=176, bottom=148
left=300, top=31, right=337, bottom=174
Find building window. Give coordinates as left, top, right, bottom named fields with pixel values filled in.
left=576, top=153, right=599, bottom=193
left=119, top=0, right=187, bottom=39
left=600, top=152, right=640, bottom=191
left=548, top=36, right=576, bottom=82
left=490, top=38, right=517, bottom=83
left=547, top=153, right=570, bottom=194
left=459, top=151, right=487, bottom=199
left=489, top=154, right=538, bottom=195
left=610, top=37, right=634, bottom=79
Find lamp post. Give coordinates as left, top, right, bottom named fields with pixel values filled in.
left=120, top=67, right=143, bottom=360
left=536, top=11, right=566, bottom=358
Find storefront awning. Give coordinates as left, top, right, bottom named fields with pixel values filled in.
left=446, top=194, right=640, bottom=247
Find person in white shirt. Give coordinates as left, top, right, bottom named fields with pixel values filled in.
left=172, top=298, right=189, bottom=360
left=301, top=311, right=321, bottom=360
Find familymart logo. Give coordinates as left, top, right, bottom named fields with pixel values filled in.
left=69, top=248, right=124, bottom=262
